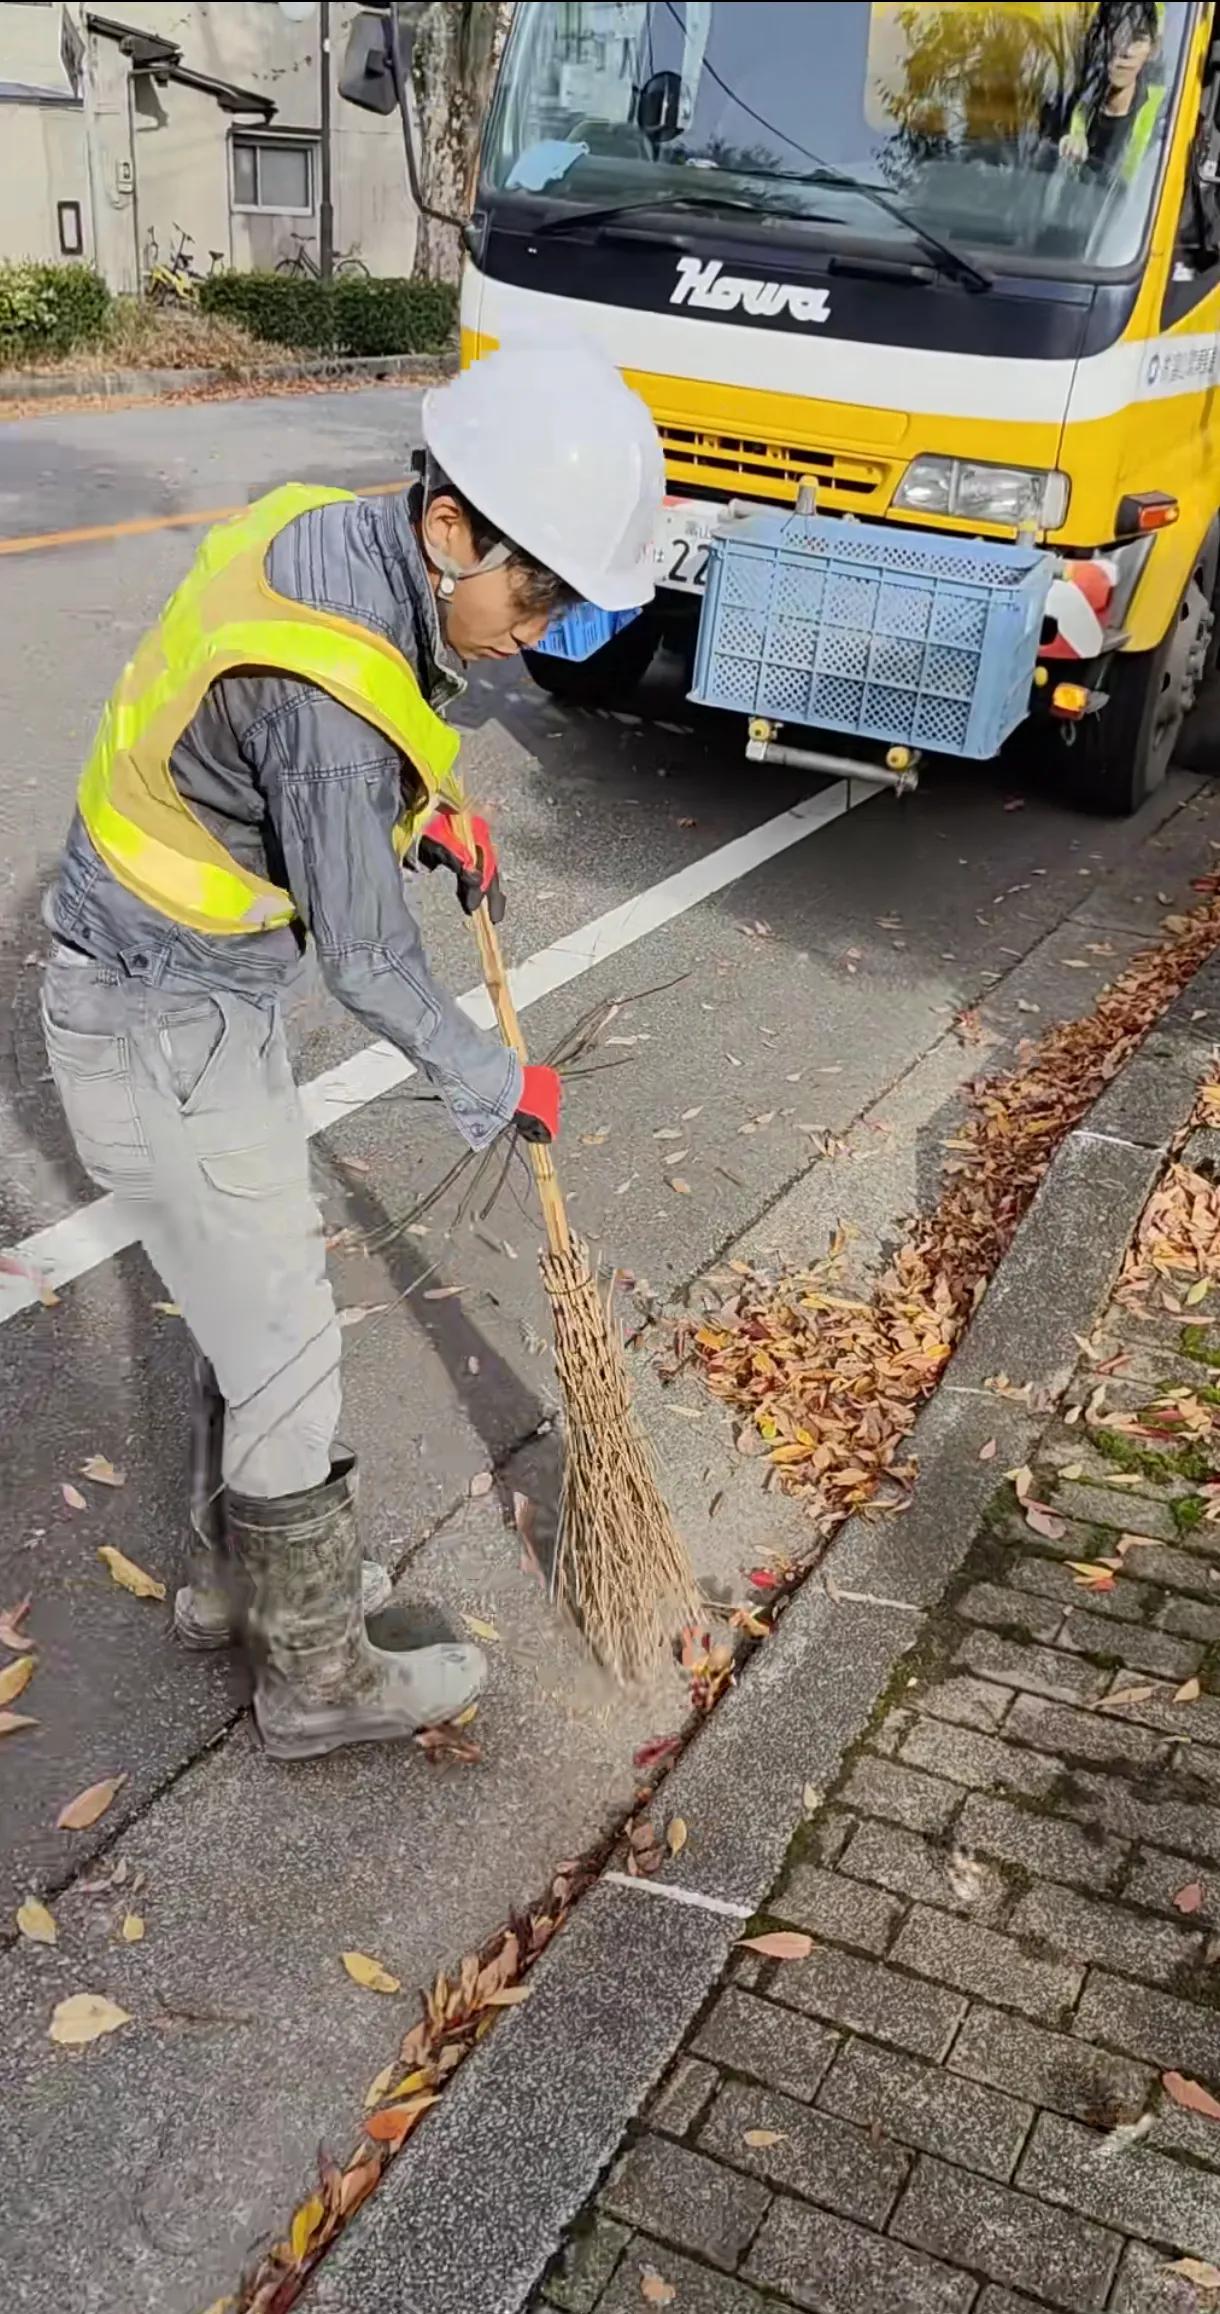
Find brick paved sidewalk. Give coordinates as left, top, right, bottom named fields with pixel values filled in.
left=532, top=1279, right=1220, bottom=2312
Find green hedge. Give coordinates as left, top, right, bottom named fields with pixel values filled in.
left=199, top=272, right=458, bottom=356
left=0, top=262, right=110, bottom=361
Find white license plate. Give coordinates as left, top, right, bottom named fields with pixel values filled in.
left=651, top=501, right=718, bottom=591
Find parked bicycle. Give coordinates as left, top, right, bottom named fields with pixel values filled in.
left=274, top=232, right=370, bottom=281
left=144, top=226, right=224, bottom=306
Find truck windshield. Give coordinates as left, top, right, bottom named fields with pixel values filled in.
left=485, top=1, right=1191, bottom=275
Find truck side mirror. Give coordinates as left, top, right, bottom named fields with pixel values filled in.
left=338, top=12, right=397, bottom=114
left=339, top=7, right=434, bottom=226
left=339, top=7, right=431, bottom=115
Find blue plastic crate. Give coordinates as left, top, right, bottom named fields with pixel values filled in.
left=533, top=600, right=640, bottom=662
left=689, top=512, right=1054, bottom=760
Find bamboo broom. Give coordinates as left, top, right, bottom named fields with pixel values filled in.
left=457, top=813, right=698, bottom=1679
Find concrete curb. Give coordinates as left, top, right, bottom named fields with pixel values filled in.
left=0, top=348, right=457, bottom=407
left=302, top=948, right=1220, bottom=2314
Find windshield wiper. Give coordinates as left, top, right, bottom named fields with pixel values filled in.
left=785, top=168, right=993, bottom=292
left=527, top=174, right=990, bottom=290
left=531, top=189, right=794, bottom=238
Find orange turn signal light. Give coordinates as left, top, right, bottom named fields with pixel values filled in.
left=1115, top=490, right=1179, bottom=536
left=1051, top=682, right=1089, bottom=718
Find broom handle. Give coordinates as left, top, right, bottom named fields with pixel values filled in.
left=455, top=811, right=571, bottom=1259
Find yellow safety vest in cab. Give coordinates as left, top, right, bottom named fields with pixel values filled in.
left=76, top=483, right=463, bottom=937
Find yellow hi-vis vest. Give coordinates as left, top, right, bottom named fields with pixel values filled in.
left=76, top=483, right=463, bottom=937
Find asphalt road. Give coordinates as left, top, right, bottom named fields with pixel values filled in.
left=1, top=384, right=1216, bottom=2314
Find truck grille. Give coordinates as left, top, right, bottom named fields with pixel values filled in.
left=656, top=422, right=892, bottom=513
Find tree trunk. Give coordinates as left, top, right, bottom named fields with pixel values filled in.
left=408, top=1, right=505, bottom=282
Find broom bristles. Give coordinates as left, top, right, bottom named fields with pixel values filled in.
left=540, top=1237, right=698, bottom=1681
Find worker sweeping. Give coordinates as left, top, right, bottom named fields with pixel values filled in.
left=41, top=340, right=665, bottom=1761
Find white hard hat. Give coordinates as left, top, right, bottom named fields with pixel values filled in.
left=421, top=340, right=665, bottom=611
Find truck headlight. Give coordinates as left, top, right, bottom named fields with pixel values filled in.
left=894, top=456, right=1069, bottom=530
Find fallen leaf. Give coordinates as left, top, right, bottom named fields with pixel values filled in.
left=738, top=1931, right=813, bottom=1961
left=81, top=1455, right=125, bottom=1488
left=60, top=1483, right=87, bottom=1512
left=742, top=2128, right=787, bottom=2148
left=1117, top=1533, right=1160, bottom=1558
left=363, top=2062, right=397, bottom=2110
left=151, top=1301, right=181, bottom=1318
left=365, top=2093, right=437, bottom=2146
left=654, top=1127, right=684, bottom=1141
left=978, top=1439, right=997, bottom=1462
left=453, top=1702, right=479, bottom=1728
left=469, top=1471, right=495, bottom=1499
left=0, top=1654, right=34, bottom=1707
left=337, top=1304, right=389, bottom=1330
left=483, top=1983, right=533, bottom=2006
left=0, top=1595, right=31, bottom=1651
left=1164, top=2070, right=1220, bottom=2121
left=1175, top=1677, right=1203, bottom=1704
left=422, top=1285, right=464, bottom=1301
left=0, top=1711, right=37, bottom=1738
left=633, top=1733, right=681, bottom=1774
left=682, top=1107, right=703, bottom=1120
left=49, top=1991, right=130, bottom=2046
left=1186, top=1279, right=1211, bottom=1307
left=1009, top=1465, right=1034, bottom=1502
left=336, top=2154, right=380, bottom=2221
left=669, top=1178, right=691, bottom=1196
left=1060, top=1463, right=1085, bottom=1482
left=17, top=1896, right=57, bottom=1944
left=342, top=1950, right=400, bottom=1994
left=1068, top=1561, right=1117, bottom=1593
left=1166, top=2258, right=1220, bottom=2289
left=198, top=2301, right=236, bottom=2314
left=120, top=1912, right=145, bottom=1943
left=1106, top=1684, right=1157, bottom=1708
left=461, top=1615, right=500, bottom=1643
left=1174, top=1882, right=1205, bottom=1914
left=98, top=1547, right=166, bottom=1603
left=55, top=1774, right=126, bottom=1831
left=640, top=2272, right=677, bottom=2307
left=289, top=2193, right=326, bottom=2262
left=1025, top=1503, right=1067, bottom=1541
left=667, top=1817, right=688, bottom=1856
left=1098, top=2112, right=1153, bottom=2158
left=580, top=1130, right=610, bottom=1147
left=802, top=1783, right=821, bottom=1816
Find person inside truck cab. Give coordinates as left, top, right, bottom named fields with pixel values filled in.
left=1058, top=1, right=1164, bottom=179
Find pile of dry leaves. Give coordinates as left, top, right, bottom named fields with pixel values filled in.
left=1119, top=1154, right=1220, bottom=1311
left=689, top=885, right=1220, bottom=1536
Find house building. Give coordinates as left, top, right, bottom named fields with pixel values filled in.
left=0, top=2, right=418, bottom=287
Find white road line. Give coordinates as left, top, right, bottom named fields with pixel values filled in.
left=2, top=780, right=865, bottom=1325
left=602, top=1871, right=753, bottom=1920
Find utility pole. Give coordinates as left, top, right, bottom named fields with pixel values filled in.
left=319, top=0, right=334, bottom=278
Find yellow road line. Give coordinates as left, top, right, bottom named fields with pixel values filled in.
left=0, top=478, right=407, bottom=559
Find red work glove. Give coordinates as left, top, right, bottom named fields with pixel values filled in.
left=418, top=808, right=505, bottom=924
left=514, top=1064, right=561, bottom=1145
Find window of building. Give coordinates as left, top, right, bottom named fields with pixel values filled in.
left=231, top=134, right=316, bottom=214
left=56, top=200, right=83, bottom=256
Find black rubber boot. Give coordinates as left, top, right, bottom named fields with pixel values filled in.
left=227, top=1455, right=487, bottom=1760
left=174, top=1355, right=391, bottom=1651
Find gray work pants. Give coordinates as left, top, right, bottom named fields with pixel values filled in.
left=41, top=952, right=340, bottom=1499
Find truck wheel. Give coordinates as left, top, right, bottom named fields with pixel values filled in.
left=522, top=610, right=660, bottom=710
left=1064, top=549, right=1216, bottom=814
